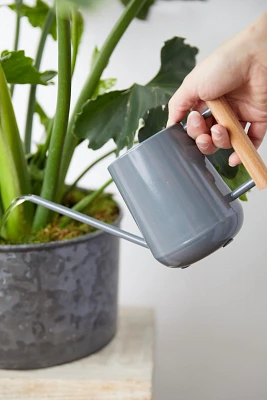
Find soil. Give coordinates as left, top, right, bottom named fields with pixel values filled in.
left=0, top=189, right=119, bottom=245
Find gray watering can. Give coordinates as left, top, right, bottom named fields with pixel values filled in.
left=17, top=97, right=267, bottom=268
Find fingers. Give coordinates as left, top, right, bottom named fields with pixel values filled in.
left=187, top=111, right=216, bottom=154
left=228, top=121, right=267, bottom=167
left=228, top=152, right=241, bottom=167
left=210, top=125, right=231, bottom=149
left=186, top=111, right=231, bottom=155
left=196, top=134, right=217, bottom=155
left=183, top=112, right=267, bottom=167
left=167, top=72, right=199, bottom=127
left=187, top=111, right=209, bottom=139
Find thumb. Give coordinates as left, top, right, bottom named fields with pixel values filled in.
left=167, top=71, right=200, bottom=127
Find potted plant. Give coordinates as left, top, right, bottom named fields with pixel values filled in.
left=0, top=0, right=249, bottom=370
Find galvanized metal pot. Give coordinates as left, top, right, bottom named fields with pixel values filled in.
left=0, top=216, right=120, bottom=370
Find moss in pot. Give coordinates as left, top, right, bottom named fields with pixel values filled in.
left=0, top=0, right=249, bottom=369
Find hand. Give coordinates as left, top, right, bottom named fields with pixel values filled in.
left=167, top=12, right=267, bottom=166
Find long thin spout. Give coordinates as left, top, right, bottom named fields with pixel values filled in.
left=20, top=195, right=149, bottom=249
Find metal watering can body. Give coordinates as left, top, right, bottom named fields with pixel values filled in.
left=108, top=122, right=250, bottom=268
left=21, top=97, right=267, bottom=268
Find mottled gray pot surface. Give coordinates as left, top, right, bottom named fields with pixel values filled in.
left=0, top=217, right=120, bottom=370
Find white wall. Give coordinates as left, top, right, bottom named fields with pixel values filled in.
left=1, top=1, right=267, bottom=399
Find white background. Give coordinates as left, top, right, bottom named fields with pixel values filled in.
left=1, top=1, right=267, bottom=399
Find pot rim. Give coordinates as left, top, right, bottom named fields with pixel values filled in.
left=0, top=204, right=123, bottom=253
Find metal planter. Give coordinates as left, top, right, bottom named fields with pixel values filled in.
left=0, top=218, right=120, bottom=370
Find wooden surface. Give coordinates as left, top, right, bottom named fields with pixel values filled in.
left=206, top=96, right=267, bottom=190
left=0, top=308, right=154, bottom=400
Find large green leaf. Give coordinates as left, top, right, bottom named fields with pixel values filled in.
left=74, top=37, right=197, bottom=152
left=120, top=0, right=156, bottom=20
left=138, top=105, right=168, bottom=142
left=148, top=37, right=198, bottom=95
left=92, top=78, right=117, bottom=99
left=0, top=50, right=57, bottom=85
left=75, top=84, right=169, bottom=151
left=120, top=84, right=169, bottom=149
left=9, top=0, right=57, bottom=40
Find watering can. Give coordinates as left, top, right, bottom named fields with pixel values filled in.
left=20, top=97, right=267, bottom=268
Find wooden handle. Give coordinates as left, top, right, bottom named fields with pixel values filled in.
left=206, top=96, right=267, bottom=190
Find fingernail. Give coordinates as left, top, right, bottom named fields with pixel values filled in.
left=189, top=111, right=202, bottom=127
left=229, top=153, right=239, bottom=167
left=211, top=127, right=222, bottom=140
left=229, top=161, right=237, bottom=167
left=198, top=140, right=209, bottom=149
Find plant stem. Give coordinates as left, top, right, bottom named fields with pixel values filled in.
left=0, top=194, right=3, bottom=221
left=33, top=4, right=71, bottom=232
left=13, top=0, right=22, bottom=51
left=60, top=178, right=113, bottom=227
left=0, top=64, right=34, bottom=237
left=58, top=0, right=148, bottom=196
left=0, top=123, right=30, bottom=241
left=36, top=117, right=54, bottom=167
left=64, top=148, right=116, bottom=198
left=24, top=8, right=55, bottom=154
left=71, top=5, right=79, bottom=75
left=0, top=64, right=32, bottom=214
left=0, top=193, right=5, bottom=239
left=10, top=0, right=23, bottom=97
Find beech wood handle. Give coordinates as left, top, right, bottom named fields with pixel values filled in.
left=206, top=96, right=267, bottom=190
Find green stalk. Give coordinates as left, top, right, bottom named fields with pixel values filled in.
left=63, top=148, right=116, bottom=198
left=71, top=5, right=79, bottom=75
left=58, top=0, right=148, bottom=196
left=0, top=193, right=5, bottom=240
left=60, top=178, right=113, bottom=228
left=24, top=8, right=55, bottom=154
left=0, top=191, right=4, bottom=234
left=10, top=0, right=23, bottom=97
left=0, top=64, right=33, bottom=227
left=33, top=4, right=72, bottom=232
left=13, top=0, right=22, bottom=51
left=0, top=195, right=3, bottom=221
left=0, top=124, right=30, bottom=241
left=35, top=117, right=54, bottom=167
left=0, top=64, right=30, bottom=190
